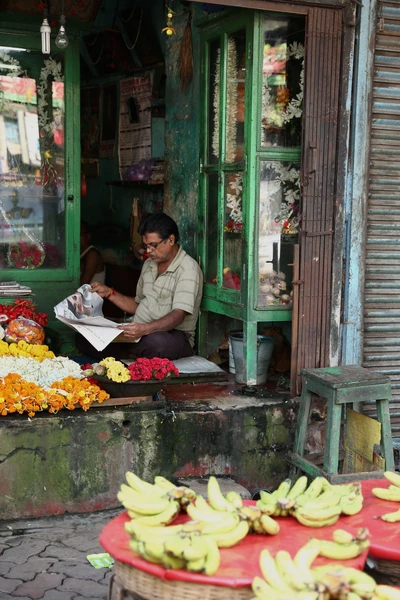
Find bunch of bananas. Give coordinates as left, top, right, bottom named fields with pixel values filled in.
left=316, top=527, right=370, bottom=560
left=186, top=476, right=280, bottom=536
left=250, top=540, right=400, bottom=600
left=125, top=520, right=222, bottom=574
left=372, top=471, right=400, bottom=522
left=256, top=476, right=364, bottom=527
left=117, top=472, right=196, bottom=526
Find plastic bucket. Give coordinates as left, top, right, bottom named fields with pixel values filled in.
left=227, top=330, right=242, bottom=374
left=229, top=332, right=275, bottom=385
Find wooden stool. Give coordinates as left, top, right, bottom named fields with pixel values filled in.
left=289, top=365, right=395, bottom=483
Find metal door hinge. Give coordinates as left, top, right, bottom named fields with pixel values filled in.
left=199, top=159, right=204, bottom=174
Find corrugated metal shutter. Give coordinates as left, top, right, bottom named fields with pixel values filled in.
left=363, top=1, right=400, bottom=440
left=291, top=7, right=343, bottom=395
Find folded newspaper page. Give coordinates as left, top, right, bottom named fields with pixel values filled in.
left=54, top=284, right=132, bottom=352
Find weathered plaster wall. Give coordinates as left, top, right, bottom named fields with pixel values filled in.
left=163, top=6, right=201, bottom=259
left=0, top=397, right=295, bottom=520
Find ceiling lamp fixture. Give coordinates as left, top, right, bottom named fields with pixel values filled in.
left=55, top=0, right=69, bottom=49
left=40, top=2, right=51, bottom=55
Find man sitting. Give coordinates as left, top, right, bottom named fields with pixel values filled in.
left=79, top=212, right=203, bottom=360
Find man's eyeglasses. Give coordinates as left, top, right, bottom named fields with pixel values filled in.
left=142, top=238, right=167, bottom=251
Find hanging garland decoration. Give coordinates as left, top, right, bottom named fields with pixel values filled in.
left=37, top=58, right=64, bottom=191
left=212, top=38, right=238, bottom=162
left=0, top=51, right=26, bottom=111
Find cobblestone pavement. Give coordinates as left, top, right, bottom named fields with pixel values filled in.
left=0, top=509, right=121, bottom=600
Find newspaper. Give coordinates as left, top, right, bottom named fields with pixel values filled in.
left=54, top=285, right=132, bottom=352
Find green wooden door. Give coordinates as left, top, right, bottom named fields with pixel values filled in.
left=199, top=13, right=253, bottom=319
left=0, top=30, right=80, bottom=286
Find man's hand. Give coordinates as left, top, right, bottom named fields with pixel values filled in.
left=118, top=322, right=149, bottom=340
left=90, top=282, right=112, bottom=298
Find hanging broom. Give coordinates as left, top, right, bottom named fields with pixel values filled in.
left=178, top=10, right=193, bottom=92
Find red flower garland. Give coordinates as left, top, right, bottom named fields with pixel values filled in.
left=0, top=299, right=48, bottom=327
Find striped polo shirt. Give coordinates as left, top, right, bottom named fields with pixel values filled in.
left=133, top=246, right=203, bottom=347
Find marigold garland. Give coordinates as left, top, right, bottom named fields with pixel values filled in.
left=0, top=340, right=55, bottom=361
left=0, top=373, right=109, bottom=418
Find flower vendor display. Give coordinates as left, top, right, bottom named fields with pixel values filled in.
left=82, top=356, right=179, bottom=383
left=5, top=317, right=45, bottom=344
left=0, top=373, right=109, bottom=418
left=0, top=299, right=48, bottom=328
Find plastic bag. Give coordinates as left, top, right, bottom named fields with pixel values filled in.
left=5, top=317, right=45, bottom=345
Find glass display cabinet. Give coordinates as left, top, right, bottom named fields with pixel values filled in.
left=198, top=10, right=305, bottom=384
left=0, top=27, right=80, bottom=293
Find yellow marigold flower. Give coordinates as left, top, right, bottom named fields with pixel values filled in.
left=0, top=397, right=4, bottom=403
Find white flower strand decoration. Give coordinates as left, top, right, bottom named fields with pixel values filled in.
left=37, top=58, right=64, bottom=137
left=0, top=356, right=83, bottom=388
left=212, top=38, right=238, bottom=161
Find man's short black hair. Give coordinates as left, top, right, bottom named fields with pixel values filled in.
left=138, top=212, right=180, bottom=243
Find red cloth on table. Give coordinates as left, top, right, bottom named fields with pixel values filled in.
left=100, top=500, right=369, bottom=589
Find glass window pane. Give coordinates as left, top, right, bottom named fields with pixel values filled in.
left=261, top=15, right=305, bottom=148
left=207, top=39, right=221, bottom=166
left=0, top=48, right=65, bottom=270
left=224, top=29, right=246, bottom=164
left=205, top=173, right=219, bottom=284
left=223, top=172, right=242, bottom=290
left=258, top=161, right=299, bottom=308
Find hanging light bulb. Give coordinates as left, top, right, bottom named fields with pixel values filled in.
left=40, top=8, right=51, bottom=55
left=55, top=14, right=69, bottom=49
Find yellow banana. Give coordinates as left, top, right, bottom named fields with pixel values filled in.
left=340, top=495, right=364, bottom=516
left=182, top=535, right=209, bottom=561
left=287, top=476, right=309, bottom=500
left=143, top=539, right=166, bottom=561
left=186, top=503, right=230, bottom=523
left=252, top=575, right=276, bottom=597
left=275, top=550, right=310, bottom=591
left=154, top=475, right=176, bottom=491
left=318, top=539, right=365, bottom=560
left=384, top=471, right=400, bottom=488
left=251, top=518, right=264, bottom=534
left=302, top=489, right=342, bottom=511
left=380, top=508, right=400, bottom=522
left=274, top=478, right=292, bottom=499
left=347, top=593, right=364, bottom=600
left=372, top=487, right=400, bottom=502
left=164, top=534, right=191, bottom=558
left=239, top=506, right=262, bottom=522
left=293, top=538, right=321, bottom=571
left=118, top=485, right=170, bottom=514
left=256, top=499, right=277, bottom=516
left=345, top=567, right=377, bottom=594
left=226, top=490, right=243, bottom=509
left=134, top=500, right=180, bottom=526
left=125, top=471, right=164, bottom=496
left=203, top=537, right=221, bottom=575
left=303, top=477, right=326, bottom=499
left=296, top=504, right=342, bottom=522
left=195, top=494, right=219, bottom=515
left=375, top=584, right=400, bottom=599
left=259, top=514, right=280, bottom=535
left=332, top=528, right=355, bottom=544
left=207, top=476, right=236, bottom=512
left=126, top=520, right=184, bottom=538
left=206, top=519, right=249, bottom=548
left=259, top=549, right=292, bottom=592
left=162, top=554, right=186, bottom=570
left=202, top=513, right=240, bottom=535
left=295, top=511, right=340, bottom=528
left=186, top=555, right=206, bottom=572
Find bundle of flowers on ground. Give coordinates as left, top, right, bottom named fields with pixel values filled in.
left=0, top=340, right=55, bottom=360
left=0, top=299, right=48, bottom=327
left=128, top=357, right=179, bottom=381
left=0, top=373, right=109, bottom=417
left=0, top=355, right=83, bottom=387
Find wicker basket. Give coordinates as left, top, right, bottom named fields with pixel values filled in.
left=113, top=560, right=253, bottom=600
left=371, top=558, right=400, bottom=587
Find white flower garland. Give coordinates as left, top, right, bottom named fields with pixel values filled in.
left=0, top=51, right=25, bottom=78
left=261, top=41, right=305, bottom=130
left=0, top=356, right=83, bottom=388
left=212, top=38, right=238, bottom=161
left=37, top=58, right=64, bottom=138
left=262, top=162, right=300, bottom=233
